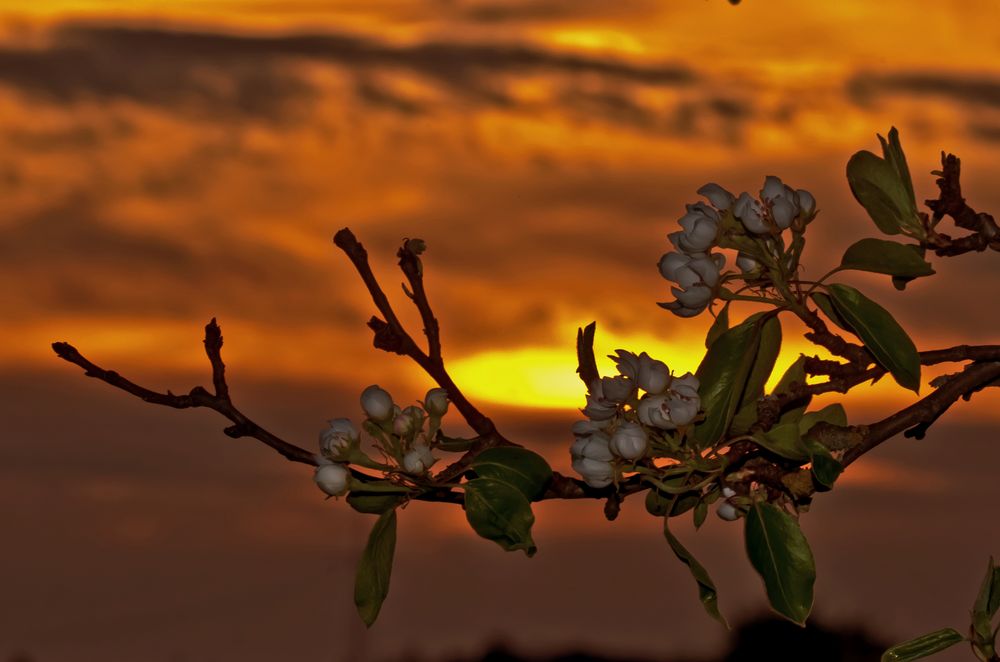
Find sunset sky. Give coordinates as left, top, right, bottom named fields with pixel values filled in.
left=3, top=2, right=1000, bottom=661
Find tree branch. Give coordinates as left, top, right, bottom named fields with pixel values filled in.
left=52, top=319, right=318, bottom=467
left=923, top=152, right=1000, bottom=257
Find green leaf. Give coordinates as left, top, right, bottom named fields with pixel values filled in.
left=744, top=502, right=816, bottom=625
left=664, top=516, right=728, bottom=627
left=693, top=500, right=709, bottom=529
left=463, top=478, right=537, bottom=556
left=847, top=129, right=921, bottom=237
left=799, top=404, right=848, bottom=435
left=354, top=509, right=397, bottom=627
left=695, top=314, right=766, bottom=447
left=753, top=423, right=810, bottom=462
left=827, top=283, right=921, bottom=392
left=706, top=304, right=730, bottom=349
left=972, top=557, right=1000, bottom=644
left=811, top=292, right=851, bottom=332
left=347, top=492, right=406, bottom=515
left=841, top=238, right=935, bottom=278
left=881, top=628, right=964, bottom=662
left=730, top=315, right=782, bottom=435
left=808, top=445, right=843, bottom=490
left=471, top=447, right=553, bottom=502
left=773, top=355, right=811, bottom=424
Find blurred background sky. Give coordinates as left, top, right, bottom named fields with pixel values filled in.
left=2, top=1, right=1000, bottom=661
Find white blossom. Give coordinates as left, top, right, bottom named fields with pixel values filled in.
left=636, top=373, right=700, bottom=429
left=314, top=463, right=350, bottom=497
left=360, top=385, right=394, bottom=422
left=717, top=501, right=740, bottom=521
left=736, top=251, right=760, bottom=274
left=599, top=375, right=635, bottom=404
left=668, top=202, right=720, bottom=254
left=697, top=183, right=736, bottom=211
left=796, top=189, right=816, bottom=218
left=659, top=252, right=725, bottom=318
left=570, top=432, right=615, bottom=488
left=609, top=422, right=648, bottom=460
left=582, top=379, right=620, bottom=421
left=733, top=192, right=768, bottom=234
left=319, top=418, right=359, bottom=457
left=423, top=387, right=449, bottom=417
left=402, top=443, right=436, bottom=474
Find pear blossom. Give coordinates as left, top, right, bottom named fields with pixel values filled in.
left=582, top=379, right=620, bottom=421
left=314, top=463, right=350, bottom=497
left=571, top=419, right=608, bottom=436
left=796, top=189, right=816, bottom=218
left=636, top=373, right=701, bottom=430
left=668, top=202, right=720, bottom=254
left=733, top=192, right=768, bottom=234
left=612, top=350, right=672, bottom=394
left=360, top=385, right=394, bottom=422
left=599, top=375, right=635, bottom=404
left=736, top=251, right=760, bottom=274
left=393, top=405, right=424, bottom=437
left=570, top=431, right=615, bottom=488
left=319, top=418, right=359, bottom=457
left=717, top=501, right=740, bottom=521
left=697, top=183, right=735, bottom=211
left=423, top=387, right=449, bottom=417
left=609, top=422, right=648, bottom=460
left=402, top=443, right=436, bottom=474
left=658, top=252, right=725, bottom=318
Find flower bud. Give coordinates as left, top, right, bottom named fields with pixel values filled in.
left=771, top=196, right=798, bottom=230
left=599, top=375, right=635, bottom=404
left=760, top=175, right=787, bottom=203
left=795, top=189, right=816, bottom=219
left=582, top=380, right=619, bottom=421
left=721, top=485, right=737, bottom=499
left=402, top=443, right=436, bottom=474
left=735, top=251, right=760, bottom=274
left=571, top=419, right=607, bottom=436
left=659, top=252, right=725, bottom=318
left=733, top=192, right=768, bottom=234
left=360, top=385, right=394, bottom=422
left=717, top=501, right=740, bottom=521
left=393, top=405, right=424, bottom=437
left=636, top=352, right=671, bottom=394
left=609, top=422, right=648, bottom=460
left=319, top=418, right=359, bottom=457
left=423, top=387, right=449, bottom=417
left=314, top=463, right=350, bottom=497
left=697, top=183, right=736, bottom=211
left=668, top=203, right=720, bottom=254
left=570, top=431, right=615, bottom=488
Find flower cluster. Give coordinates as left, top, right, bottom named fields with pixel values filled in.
left=312, top=384, right=451, bottom=497
left=658, top=177, right=817, bottom=317
left=570, top=350, right=702, bottom=487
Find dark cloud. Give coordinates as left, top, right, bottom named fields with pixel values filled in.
left=0, top=196, right=359, bottom=324
left=0, top=23, right=695, bottom=122
left=848, top=71, right=1000, bottom=108
left=456, top=0, right=663, bottom=24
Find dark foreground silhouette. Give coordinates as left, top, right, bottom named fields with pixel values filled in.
left=419, top=615, right=887, bottom=662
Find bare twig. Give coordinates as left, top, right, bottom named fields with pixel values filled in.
left=924, top=152, right=1000, bottom=257
left=52, top=319, right=318, bottom=466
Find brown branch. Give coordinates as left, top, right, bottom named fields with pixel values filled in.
left=923, top=152, right=1000, bottom=257
left=397, top=238, right=442, bottom=361
left=52, top=319, right=318, bottom=467
left=842, top=360, right=1000, bottom=466
left=333, top=227, right=499, bottom=442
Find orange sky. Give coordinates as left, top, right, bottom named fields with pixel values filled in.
left=2, top=3, right=1000, bottom=661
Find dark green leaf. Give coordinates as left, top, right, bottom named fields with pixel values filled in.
left=664, top=516, right=728, bottom=627
left=799, top=404, right=848, bottom=435
left=694, top=315, right=765, bottom=447
left=972, top=557, right=1000, bottom=644
left=646, top=488, right=670, bottom=516
left=347, top=492, right=406, bottom=515
left=463, top=478, right=537, bottom=556
left=436, top=434, right=479, bottom=452
left=808, top=445, right=843, bottom=490
left=846, top=129, right=921, bottom=237
left=773, top=355, right=811, bottom=424
left=694, top=500, right=709, bottom=530
left=841, top=238, right=934, bottom=278
left=354, top=509, right=397, bottom=627
left=879, top=127, right=917, bottom=212
left=881, top=628, right=964, bottom=662
left=827, top=283, right=921, bottom=392
left=730, top=315, right=782, bottom=435
left=471, top=447, right=553, bottom=501
left=706, top=304, right=730, bottom=349
left=811, top=292, right=851, bottom=332
left=753, top=423, right=809, bottom=462
left=744, top=502, right=816, bottom=625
